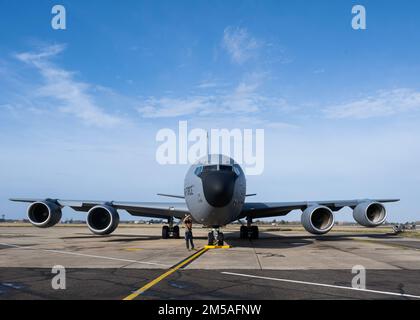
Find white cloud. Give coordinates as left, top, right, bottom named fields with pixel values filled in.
left=324, top=89, right=420, bottom=119
left=15, top=45, right=122, bottom=127
left=196, top=80, right=227, bottom=89
left=138, top=96, right=212, bottom=118
left=222, top=26, right=261, bottom=64
left=137, top=75, right=291, bottom=119
left=16, top=44, right=66, bottom=63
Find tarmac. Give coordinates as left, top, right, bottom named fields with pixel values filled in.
left=1, top=224, right=420, bottom=300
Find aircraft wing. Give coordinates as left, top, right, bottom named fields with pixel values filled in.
left=10, top=198, right=189, bottom=220
left=239, top=199, right=400, bottom=219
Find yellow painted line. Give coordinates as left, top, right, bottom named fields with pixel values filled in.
left=205, top=245, right=231, bottom=249
left=123, top=248, right=143, bottom=251
left=123, top=247, right=209, bottom=300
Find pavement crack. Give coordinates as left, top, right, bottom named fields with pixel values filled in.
left=250, top=240, right=263, bottom=270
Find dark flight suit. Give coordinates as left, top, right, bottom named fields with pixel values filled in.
left=184, top=218, right=194, bottom=250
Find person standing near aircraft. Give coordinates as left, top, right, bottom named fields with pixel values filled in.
left=183, top=214, right=195, bottom=250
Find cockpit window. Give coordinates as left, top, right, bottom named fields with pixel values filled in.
left=194, top=166, right=203, bottom=176
left=219, top=165, right=233, bottom=172
left=202, top=165, right=218, bottom=172
left=194, top=164, right=241, bottom=177
left=233, top=164, right=241, bottom=176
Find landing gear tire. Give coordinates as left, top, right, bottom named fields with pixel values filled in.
left=208, top=232, right=215, bottom=246
left=173, top=226, right=180, bottom=239
left=240, top=226, right=248, bottom=239
left=250, top=226, right=259, bottom=239
left=162, top=226, right=169, bottom=239
left=208, top=230, right=225, bottom=246
left=240, top=226, right=259, bottom=239
left=162, top=225, right=180, bottom=239
left=217, top=232, right=224, bottom=246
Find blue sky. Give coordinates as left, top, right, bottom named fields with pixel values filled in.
left=0, top=0, right=419, bottom=222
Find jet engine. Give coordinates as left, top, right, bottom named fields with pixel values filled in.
left=301, top=205, right=335, bottom=235
left=353, top=202, right=387, bottom=227
left=86, top=205, right=119, bottom=235
left=27, top=201, right=62, bottom=228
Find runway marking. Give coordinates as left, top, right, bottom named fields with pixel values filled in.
left=123, top=247, right=209, bottom=300
left=222, top=272, right=420, bottom=299
left=205, top=245, right=231, bottom=249
left=0, top=242, right=170, bottom=267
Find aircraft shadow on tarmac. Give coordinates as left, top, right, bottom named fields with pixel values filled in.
left=222, top=232, right=314, bottom=249
left=59, top=232, right=400, bottom=248
left=60, top=234, right=163, bottom=242
left=223, top=232, right=400, bottom=249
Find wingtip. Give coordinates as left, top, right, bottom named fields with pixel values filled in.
left=385, top=199, right=400, bottom=203
left=8, top=198, right=40, bottom=203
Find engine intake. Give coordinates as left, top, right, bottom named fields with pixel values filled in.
left=87, top=205, right=119, bottom=235
left=353, top=202, right=387, bottom=227
left=301, top=205, right=335, bottom=235
left=27, top=201, right=62, bottom=228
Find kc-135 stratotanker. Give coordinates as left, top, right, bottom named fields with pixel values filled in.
left=11, top=154, right=399, bottom=245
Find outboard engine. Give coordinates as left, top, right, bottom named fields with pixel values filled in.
left=86, top=205, right=119, bottom=235
left=301, top=205, right=335, bottom=235
left=353, top=202, right=387, bottom=227
left=27, top=201, right=62, bottom=228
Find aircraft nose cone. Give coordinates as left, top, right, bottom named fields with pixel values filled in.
left=200, top=171, right=237, bottom=208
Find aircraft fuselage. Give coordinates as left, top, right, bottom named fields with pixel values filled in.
left=184, top=155, right=246, bottom=227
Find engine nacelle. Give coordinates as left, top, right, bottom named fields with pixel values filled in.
left=353, top=202, right=387, bottom=227
left=27, top=201, right=62, bottom=228
left=301, top=205, right=335, bottom=235
left=87, top=205, right=119, bottom=235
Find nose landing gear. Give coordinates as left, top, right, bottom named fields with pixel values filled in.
left=208, top=228, right=224, bottom=246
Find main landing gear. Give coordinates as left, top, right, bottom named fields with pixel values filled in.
left=208, top=228, right=224, bottom=246
left=162, top=217, right=180, bottom=239
left=240, top=218, right=259, bottom=239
